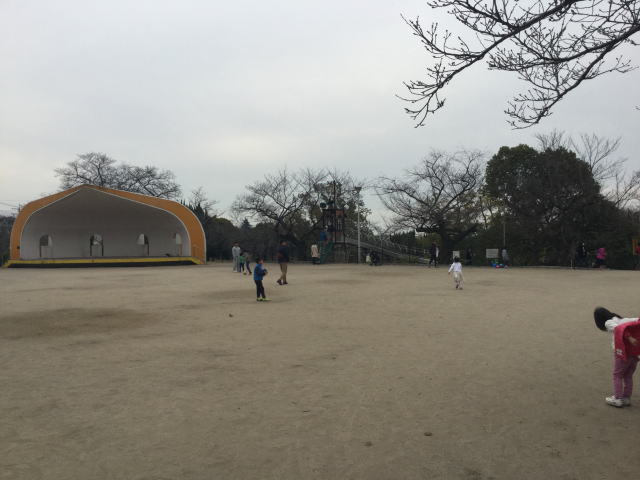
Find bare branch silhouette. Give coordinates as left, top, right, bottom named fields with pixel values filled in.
left=401, top=0, right=640, bottom=128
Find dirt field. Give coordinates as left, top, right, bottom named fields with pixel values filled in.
left=1, top=262, right=639, bottom=480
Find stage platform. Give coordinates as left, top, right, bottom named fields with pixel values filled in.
left=4, top=256, right=203, bottom=268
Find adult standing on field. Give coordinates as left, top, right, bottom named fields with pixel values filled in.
left=232, top=242, right=241, bottom=272
left=428, top=242, right=438, bottom=268
left=311, top=243, right=320, bottom=265
left=576, top=241, right=588, bottom=268
left=595, top=246, right=607, bottom=269
left=465, top=247, right=473, bottom=266
left=501, top=247, right=510, bottom=266
left=277, top=240, right=290, bottom=285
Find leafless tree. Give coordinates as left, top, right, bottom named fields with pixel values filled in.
left=610, top=169, right=640, bottom=209
left=56, top=153, right=118, bottom=188
left=188, top=187, right=220, bottom=216
left=185, top=187, right=220, bottom=230
left=534, top=130, right=639, bottom=207
left=401, top=0, right=640, bottom=128
left=533, top=129, right=571, bottom=151
left=55, top=152, right=182, bottom=199
left=570, top=133, right=626, bottom=182
left=232, top=168, right=328, bottom=242
left=233, top=168, right=368, bottom=244
left=534, top=130, right=624, bottom=181
left=377, top=150, right=484, bottom=258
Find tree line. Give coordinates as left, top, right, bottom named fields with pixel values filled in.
left=1, top=132, right=639, bottom=268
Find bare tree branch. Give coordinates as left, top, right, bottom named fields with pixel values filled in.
left=377, top=150, right=484, bottom=256
left=233, top=168, right=369, bottom=244
left=401, top=0, right=640, bottom=128
left=55, top=152, right=182, bottom=199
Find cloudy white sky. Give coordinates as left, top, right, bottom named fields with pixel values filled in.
left=1, top=0, right=639, bottom=219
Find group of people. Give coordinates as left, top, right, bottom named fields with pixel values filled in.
left=231, top=240, right=291, bottom=302
left=232, top=240, right=640, bottom=410
left=364, top=250, right=380, bottom=266
left=231, top=243, right=253, bottom=275
left=575, top=242, right=608, bottom=268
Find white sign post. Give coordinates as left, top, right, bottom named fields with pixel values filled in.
left=486, top=248, right=499, bottom=259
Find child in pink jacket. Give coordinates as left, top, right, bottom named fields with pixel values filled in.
left=594, top=307, right=640, bottom=407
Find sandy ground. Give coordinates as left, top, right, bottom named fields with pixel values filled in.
left=1, top=262, right=639, bottom=480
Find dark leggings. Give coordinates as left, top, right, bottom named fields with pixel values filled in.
left=255, top=280, right=265, bottom=298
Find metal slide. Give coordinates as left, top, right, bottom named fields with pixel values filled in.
left=343, top=235, right=429, bottom=264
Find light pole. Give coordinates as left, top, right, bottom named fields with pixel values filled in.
left=502, top=217, right=506, bottom=248
left=502, top=182, right=507, bottom=249
left=355, top=186, right=362, bottom=264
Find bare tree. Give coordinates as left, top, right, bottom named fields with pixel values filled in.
left=610, top=169, right=640, bottom=209
left=534, top=130, right=624, bottom=181
left=185, top=187, right=220, bottom=231
left=233, top=168, right=369, bottom=245
left=188, top=187, right=219, bottom=216
left=232, top=168, right=328, bottom=243
left=377, top=150, right=484, bottom=258
left=401, top=1, right=640, bottom=128
left=533, top=129, right=571, bottom=151
left=55, top=152, right=182, bottom=199
left=56, top=153, right=118, bottom=188
left=570, top=133, right=625, bottom=182
left=534, top=130, right=639, bottom=207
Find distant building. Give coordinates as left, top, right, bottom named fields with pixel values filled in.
left=7, top=185, right=205, bottom=267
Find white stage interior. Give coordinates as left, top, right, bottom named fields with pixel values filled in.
left=19, top=188, right=190, bottom=259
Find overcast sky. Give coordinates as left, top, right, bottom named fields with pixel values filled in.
left=1, top=0, right=639, bottom=220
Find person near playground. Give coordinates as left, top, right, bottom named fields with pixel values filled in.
left=594, top=307, right=640, bottom=407
left=276, top=240, right=290, bottom=285
left=238, top=252, right=245, bottom=273
left=501, top=247, right=509, bottom=266
left=253, top=257, right=269, bottom=301
left=244, top=251, right=252, bottom=275
left=448, top=256, right=464, bottom=290
left=576, top=241, right=588, bottom=268
left=231, top=242, right=241, bottom=272
left=311, top=243, right=320, bottom=265
left=465, top=247, right=473, bottom=266
left=595, top=246, right=607, bottom=268
left=428, top=242, right=438, bottom=268
left=319, top=229, right=328, bottom=245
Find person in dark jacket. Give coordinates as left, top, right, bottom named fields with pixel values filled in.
left=428, top=242, right=438, bottom=268
left=276, top=240, right=290, bottom=285
left=576, top=242, right=588, bottom=268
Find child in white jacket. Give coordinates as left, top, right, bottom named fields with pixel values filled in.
left=448, top=257, right=464, bottom=290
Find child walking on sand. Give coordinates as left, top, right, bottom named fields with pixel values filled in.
left=253, top=257, right=269, bottom=302
left=594, top=307, right=640, bottom=407
left=243, top=251, right=252, bottom=275
left=448, top=256, right=464, bottom=290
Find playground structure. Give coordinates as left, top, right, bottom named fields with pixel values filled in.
left=313, top=180, right=430, bottom=266
left=317, top=227, right=430, bottom=265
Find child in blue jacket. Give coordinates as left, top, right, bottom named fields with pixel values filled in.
left=253, top=258, right=269, bottom=301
